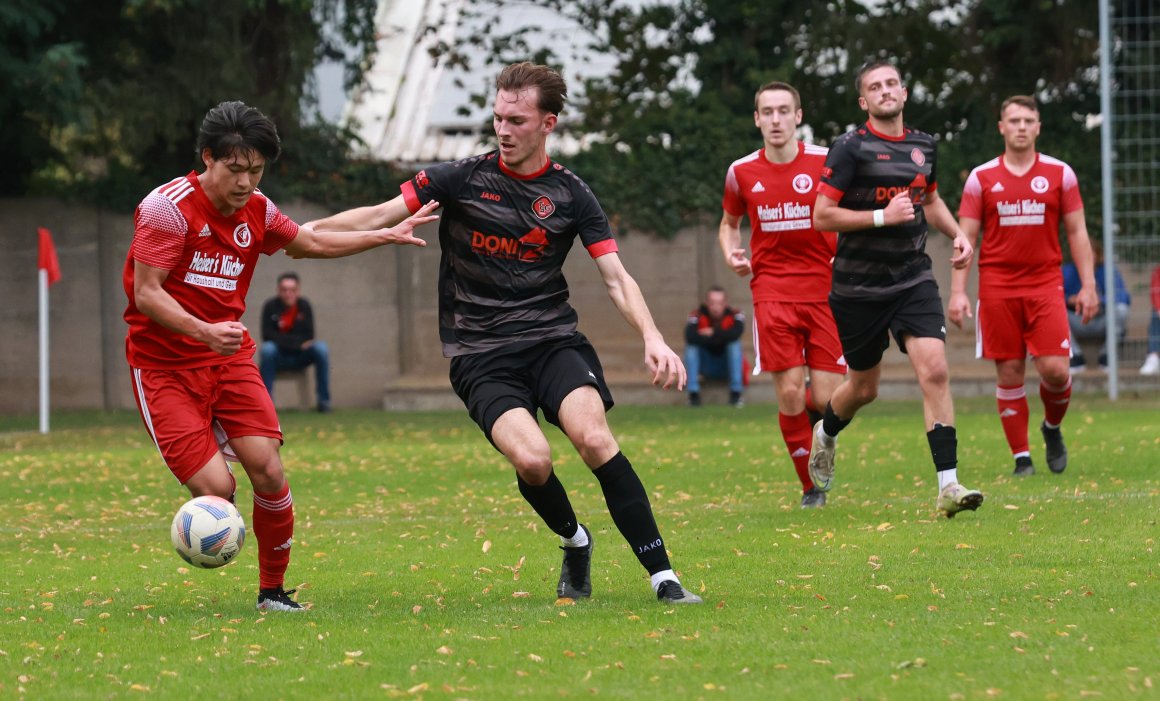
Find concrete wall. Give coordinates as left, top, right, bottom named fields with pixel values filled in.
left=2, top=196, right=1155, bottom=414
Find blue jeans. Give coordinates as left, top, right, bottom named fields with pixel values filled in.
left=1068, top=302, right=1130, bottom=356
left=259, top=340, right=331, bottom=404
left=685, top=342, right=744, bottom=393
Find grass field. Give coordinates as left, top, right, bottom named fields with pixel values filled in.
left=2, top=394, right=1158, bottom=700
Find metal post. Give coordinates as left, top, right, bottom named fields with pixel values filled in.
left=1098, top=0, right=1118, bottom=400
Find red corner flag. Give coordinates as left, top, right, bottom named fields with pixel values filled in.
left=38, top=227, right=61, bottom=285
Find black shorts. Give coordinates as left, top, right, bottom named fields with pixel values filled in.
left=448, top=333, right=614, bottom=445
left=829, top=279, right=947, bottom=371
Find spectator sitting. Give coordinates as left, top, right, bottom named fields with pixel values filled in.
left=259, top=272, right=331, bottom=412
left=1142, top=263, right=1160, bottom=376
left=1063, top=245, right=1129, bottom=371
left=685, top=286, right=746, bottom=406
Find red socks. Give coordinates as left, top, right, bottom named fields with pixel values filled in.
left=996, top=384, right=1030, bottom=456
left=252, top=481, right=294, bottom=590
left=1040, top=377, right=1072, bottom=427
left=779, top=411, right=815, bottom=492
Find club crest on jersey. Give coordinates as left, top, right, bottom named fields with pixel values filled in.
left=233, top=223, right=252, bottom=248
left=792, top=173, right=814, bottom=194
left=910, top=148, right=926, bottom=166
left=531, top=195, right=555, bottom=220
left=1030, top=176, right=1049, bottom=194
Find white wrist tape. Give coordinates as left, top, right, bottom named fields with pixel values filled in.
left=873, top=209, right=885, bottom=228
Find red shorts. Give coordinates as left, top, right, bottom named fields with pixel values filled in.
left=129, top=361, right=282, bottom=484
left=752, top=300, right=847, bottom=374
left=976, top=294, right=1071, bottom=360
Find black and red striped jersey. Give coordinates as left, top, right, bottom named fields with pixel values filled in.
left=818, top=122, right=940, bottom=300
left=401, top=151, right=618, bottom=357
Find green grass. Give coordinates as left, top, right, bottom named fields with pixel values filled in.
left=2, top=395, right=1158, bottom=700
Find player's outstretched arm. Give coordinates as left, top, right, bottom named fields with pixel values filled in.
left=286, top=200, right=440, bottom=259
left=947, top=217, right=981, bottom=329
left=304, top=194, right=415, bottom=233
left=594, top=252, right=686, bottom=390
left=134, top=262, right=245, bottom=355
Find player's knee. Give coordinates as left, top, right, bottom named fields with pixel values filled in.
left=510, top=447, right=553, bottom=484
left=852, top=383, right=879, bottom=405
left=574, top=430, right=616, bottom=466
left=242, top=453, right=285, bottom=492
left=919, top=361, right=949, bottom=388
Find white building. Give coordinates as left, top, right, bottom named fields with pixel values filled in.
left=341, top=0, right=609, bottom=166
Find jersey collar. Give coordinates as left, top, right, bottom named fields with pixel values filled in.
left=498, top=152, right=553, bottom=180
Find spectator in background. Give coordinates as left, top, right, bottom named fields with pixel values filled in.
left=1141, top=263, right=1160, bottom=376
left=1064, top=244, right=1129, bottom=372
left=260, top=272, right=331, bottom=412
left=685, top=286, right=747, bottom=407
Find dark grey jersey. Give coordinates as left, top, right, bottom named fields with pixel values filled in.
left=401, top=152, right=618, bottom=357
left=818, top=123, right=940, bottom=300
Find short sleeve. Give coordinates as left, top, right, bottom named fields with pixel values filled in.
left=573, top=183, right=617, bottom=258
left=262, top=196, right=301, bottom=254
left=131, top=192, right=188, bottom=270
left=722, top=164, right=746, bottom=216
left=817, top=134, right=857, bottom=201
left=400, top=161, right=460, bottom=214
left=1061, top=164, right=1083, bottom=215
left=958, top=169, right=983, bottom=220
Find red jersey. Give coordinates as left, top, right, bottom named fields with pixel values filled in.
left=722, top=143, right=836, bottom=303
left=123, top=172, right=300, bottom=368
left=959, top=153, right=1083, bottom=299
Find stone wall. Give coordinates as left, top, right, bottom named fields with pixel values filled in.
left=2, top=197, right=1154, bottom=414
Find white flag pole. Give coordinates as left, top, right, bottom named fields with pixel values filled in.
left=39, top=267, right=50, bottom=434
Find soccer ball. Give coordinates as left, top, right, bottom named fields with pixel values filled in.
left=170, top=495, right=246, bottom=569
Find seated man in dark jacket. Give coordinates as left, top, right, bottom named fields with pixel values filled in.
left=259, top=272, right=331, bottom=412
left=685, top=286, right=746, bottom=406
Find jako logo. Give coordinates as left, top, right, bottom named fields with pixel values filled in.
left=480, top=191, right=501, bottom=202
left=636, top=538, right=663, bottom=554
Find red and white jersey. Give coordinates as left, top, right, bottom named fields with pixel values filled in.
left=123, top=172, right=300, bottom=368
left=722, top=142, right=836, bottom=303
left=959, top=153, right=1083, bottom=299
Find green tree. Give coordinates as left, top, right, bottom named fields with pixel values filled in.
left=3, top=0, right=384, bottom=209
left=437, top=0, right=1103, bottom=237
left=0, top=0, right=86, bottom=194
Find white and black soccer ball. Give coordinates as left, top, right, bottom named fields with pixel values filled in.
left=170, top=495, right=246, bottom=569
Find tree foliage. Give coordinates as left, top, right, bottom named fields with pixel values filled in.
left=440, top=0, right=1102, bottom=237
left=1, top=0, right=386, bottom=209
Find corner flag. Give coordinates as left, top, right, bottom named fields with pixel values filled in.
left=38, top=227, right=61, bottom=433
left=38, top=227, right=61, bottom=285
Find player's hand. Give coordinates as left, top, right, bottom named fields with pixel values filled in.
left=644, top=339, right=686, bottom=391
left=884, top=190, right=916, bottom=225
left=698, top=327, right=714, bottom=337
left=727, top=248, right=752, bottom=277
left=950, top=233, right=974, bottom=269
left=1075, top=285, right=1100, bottom=324
left=203, top=321, right=246, bottom=355
left=947, top=291, right=973, bottom=329
left=382, top=200, right=441, bottom=246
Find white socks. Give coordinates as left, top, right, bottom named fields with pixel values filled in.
left=560, top=524, right=589, bottom=549
left=650, top=569, right=678, bottom=592
left=937, top=469, right=959, bottom=491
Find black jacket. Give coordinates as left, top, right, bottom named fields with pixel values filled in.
left=685, top=305, right=745, bottom=355
left=261, top=297, right=316, bottom=353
